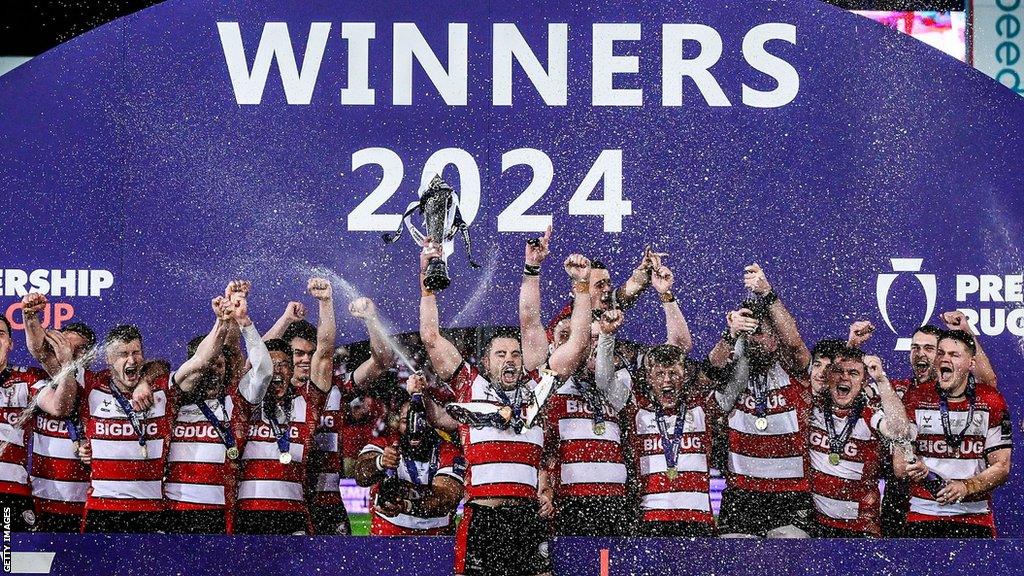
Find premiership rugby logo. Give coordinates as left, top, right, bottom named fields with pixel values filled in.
left=876, top=258, right=936, bottom=352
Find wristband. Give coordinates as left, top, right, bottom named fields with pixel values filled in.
left=659, top=291, right=676, bottom=303
left=523, top=263, right=541, bottom=277
left=573, top=280, right=590, bottom=294
left=375, top=453, right=385, bottom=471
left=761, top=289, right=778, bottom=306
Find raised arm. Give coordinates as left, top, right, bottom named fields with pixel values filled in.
left=407, top=372, right=460, bottom=431
left=714, top=336, right=752, bottom=412
left=652, top=264, right=692, bottom=354
left=34, top=332, right=80, bottom=417
left=349, top=297, right=395, bottom=387
left=865, top=355, right=910, bottom=441
left=175, top=296, right=233, bottom=393
left=547, top=255, right=593, bottom=379
left=847, top=320, right=875, bottom=349
left=231, top=283, right=272, bottom=405
left=745, top=263, right=811, bottom=375
left=308, top=277, right=336, bottom=393
left=419, top=240, right=463, bottom=382
left=595, top=309, right=631, bottom=413
left=262, top=301, right=306, bottom=341
left=708, top=308, right=759, bottom=368
left=614, top=245, right=659, bottom=310
left=942, top=311, right=998, bottom=389
left=520, top=226, right=552, bottom=371
left=21, top=293, right=62, bottom=375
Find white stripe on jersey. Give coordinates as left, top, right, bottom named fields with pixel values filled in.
left=913, top=408, right=988, bottom=437
left=0, top=462, right=28, bottom=485
left=174, top=398, right=234, bottom=423
left=642, top=491, right=711, bottom=512
left=0, top=424, right=24, bottom=446
left=314, top=472, right=340, bottom=493
left=640, top=453, right=709, bottom=476
left=168, top=441, right=226, bottom=463
left=91, top=438, right=164, bottom=461
left=470, top=462, right=537, bottom=488
left=924, top=457, right=987, bottom=482
left=809, top=450, right=865, bottom=481
left=31, top=434, right=76, bottom=459
left=468, top=425, right=544, bottom=447
left=88, top=389, right=168, bottom=419
left=728, top=453, right=804, bottom=479
left=634, top=408, right=708, bottom=435
left=314, top=432, right=339, bottom=452
left=813, top=493, right=859, bottom=520
left=165, top=482, right=225, bottom=505
left=238, top=479, right=304, bottom=501
left=31, top=477, right=87, bottom=503
left=729, top=407, right=800, bottom=436
left=909, top=496, right=989, bottom=517
left=811, top=410, right=875, bottom=441
left=90, top=479, right=162, bottom=500
left=560, top=462, right=627, bottom=485
left=242, top=439, right=305, bottom=463
left=558, top=418, right=622, bottom=441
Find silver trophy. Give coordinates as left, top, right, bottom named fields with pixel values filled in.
left=383, top=174, right=480, bottom=291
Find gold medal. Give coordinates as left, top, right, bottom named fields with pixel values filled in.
left=666, top=468, right=679, bottom=480
left=755, top=417, right=768, bottom=431
left=279, top=451, right=292, bottom=464
left=829, top=453, right=841, bottom=466
left=593, top=422, right=606, bottom=436
left=226, top=446, right=240, bottom=460
left=497, top=405, right=514, bottom=423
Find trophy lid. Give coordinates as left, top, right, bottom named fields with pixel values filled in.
left=427, top=174, right=454, bottom=193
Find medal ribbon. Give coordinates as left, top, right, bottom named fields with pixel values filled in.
left=264, top=401, right=292, bottom=458
left=402, top=441, right=441, bottom=488
left=63, top=417, right=82, bottom=444
left=938, top=383, right=976, bottom=453
left=751, top=372, right=769, bottom=419
left=197, top=398, right=237, bottom=452
left=824, top=398, right=863, bottom=459
left=654, top=404, right=686, bottom=475
left=108, top=383, right=147, bottom=454
left=577, top=378, right=606, bottom=430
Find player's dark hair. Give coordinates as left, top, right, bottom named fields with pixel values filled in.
left=482, top=328, right=521, bottom=358
left=938, top=329, right=977, bottom=356
left=105, top=324, right=142, bottom=346
left=62, top=322, right=97, bottom=347
left=590, top=260, right=608, bottom=271
left=912, top=324, right=943, bottom=339
left=265, top=339, right=293, bottom=358
left=282, top=320, right=318, bottom=347
left=811, top=338, right=847, bottom=362
left=645, top=344, right=684, bottom=368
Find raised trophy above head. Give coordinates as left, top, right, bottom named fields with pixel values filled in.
left=383, top=174, right=480, bottom=291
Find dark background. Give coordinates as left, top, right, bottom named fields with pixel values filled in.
left=1, top=0, right=966, bottom=56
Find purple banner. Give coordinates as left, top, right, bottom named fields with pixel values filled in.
left=2, top=0, right=1024, bottom=541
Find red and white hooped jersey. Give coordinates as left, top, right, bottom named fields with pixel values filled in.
left=725, top=361, right=810, bottom=493
left=360, top=437, right=466, bottom=535
left=544, top=376, right=628, bottom=499
left=30, top=368, right=89, bottom=515
left=0, top=366, right=47, bottom=498
left=80, top=371, right=172, bottom=512
left=808, top=402, right=885, bottom=535
left=625, top=394, right=718, bottom=526
left=238, top=383, right=325, bottom=512
left=904, top=383, right=1013, bottom=530
left=309, top=376, right=350, bottom=507
left=451, top=363, right=544, bottom=500
left=166, top=388, right=250, bottom=513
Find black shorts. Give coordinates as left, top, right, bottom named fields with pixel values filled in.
left=34, top=512, right=82, bottom=533
left=456, top=502, right=551, bottom=576
left=162, top=509, right=228, bottom=534
left=234, top=510, right=310, bottom=535
left=555, top=496, right=630, bottom=536
left=904, top=521, right=994, bottom=539
left=0, top=494, right=36, bottom=532
left=83, top=510, right=163, bottom=533
left=812, top=521, right=872, bottom=538
left=310, top=502, right=351, bottom=535
left=880, top=477, right=911, bottom=538
left=717, top=488, right=812, bottom=536
left=637, top=520, right=715, bottom=537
